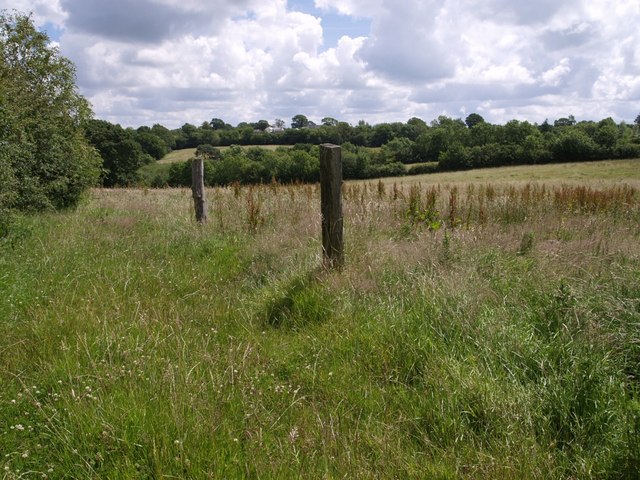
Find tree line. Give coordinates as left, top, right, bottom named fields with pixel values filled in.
left=129, top=112, right=639, bottom=187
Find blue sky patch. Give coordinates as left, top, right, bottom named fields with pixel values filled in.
left=288, top=0, right=371, bottom=48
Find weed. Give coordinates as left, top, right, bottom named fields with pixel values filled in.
left=246, top=186, right=263, bottom=234
left=518, top=232, right=536, bottom=255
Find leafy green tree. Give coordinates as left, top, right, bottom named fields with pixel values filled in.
left=438, top=142, right=471, bottom=170
left=210, top=118, right=230, bottom=130
left=503, top=120, right=537, bottom=145
left=135, top=130, right=169, bottom=160
left=84, top=120, right=147, bottom=186
left=465, top=113, right=485, bottom=129
left=291, top=114, right=309, bottom=129
left=414, top=128, right=458, bottom=162
left=406, top=117, right=429, bottom=139
left=352, top=120, right=372, bottom=146
left=196, top=144, right=221, bottom=160
left=554, top=115, right=576, bottom=127
left=0, top=12, right=101, bottom=217
left=254, top=120, right=270, bottom=131
left=381, top=137, right=415, bottom=163
left=595, top=118, right=618, bottom=149
left=468, top=122, right=497, bottom=147
left=151, top=124, right=176, bottom=150
left=321, top=117, right=338, bottom=127
left=552, top=128, right=598, bottom=162
left=539, top=119, right=553, bottom=133
left=370, top=123, right=395, bottom=147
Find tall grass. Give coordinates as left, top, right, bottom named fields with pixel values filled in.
left=1, top=164, right=639, bottom=478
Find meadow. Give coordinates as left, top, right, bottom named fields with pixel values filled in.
left=1, top=160, right=639, bottom=478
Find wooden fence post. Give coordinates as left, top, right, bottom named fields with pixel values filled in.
left=319, top=144, right=344, bottom=268
left=191, top=157, right=207, bottom=223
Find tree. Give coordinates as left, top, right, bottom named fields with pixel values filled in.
left=210, top=118, right=229, bottom=130
left=135, top=130, right=169, bottom=160
left=371, top=123, right=395, bottom=147
left=554, top=115, right=576, bottom=127
left=291, top=114, right=309, bottom=129
left=321, top=117, right=339, bottom=127
left=406, top=117, right=429, bottom=138
left=634, top=114, right=640, bottom=128
left=595, top=118, right=618, bottom=149
left=253, top=120, right=270, bottom=131
left=552, top=129, right=598, bottom=162
left=381, top=137, right=415, bottom=164
left=465, top=113, right=485, bottom=129
left=151, top=124, right=176, bottom=150
left=84, top=120, right=147, bottom=187
left=274, top=118, right=286, bottom=129
left=0, top=12, right=101, bottom=217
left=196, top=144, right=221, bottom=160
left=539, top=119, right=553, bottom=133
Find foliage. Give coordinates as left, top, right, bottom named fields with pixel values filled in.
left=552, top=129, right=599, bottom=163
left=465, top=112, right=485, bottom=128
left=111, top=112, right=640, bottom=188
left=0, top=12, right=101, bottom=218
left=84, top=119, right=150, bottom=187
left=135, top=128, right=169, bottom=160
left=291, top=114, right=309, bottom=129
left=155, top=144, right=408, bottom=187
left=134, top=113, right=639, bottom=181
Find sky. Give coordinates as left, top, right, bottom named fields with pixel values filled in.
left=3, top=0, right=640, bottom=129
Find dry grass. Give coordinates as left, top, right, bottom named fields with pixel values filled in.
left=384, top=158, right=640, bottom=187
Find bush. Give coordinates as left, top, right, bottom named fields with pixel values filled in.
left=406, top=163, right=439, bottom=175
left=363, top=162, right=406, bottom=179
left=552, top=129, right=599, bottom=163
left=438, top=143, right=471, bottom=170
left=613, top=143, right=640, bottom=159
left=0, top=13, right=101, bottom=215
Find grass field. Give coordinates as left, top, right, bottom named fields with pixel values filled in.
left=400, top=159, right=640, bottom=186
left=157, top=148, right=197, bottom=164
left=1, top=160, right=639, bottom=478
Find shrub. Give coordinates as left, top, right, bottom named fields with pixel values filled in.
left=552, top=129, right=599, bottom=163
left=0, top=12, right=101, bottom=215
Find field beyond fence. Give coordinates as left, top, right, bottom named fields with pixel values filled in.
left=1, top=161, right=639, bottom=478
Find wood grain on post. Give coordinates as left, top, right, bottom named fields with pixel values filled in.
left=191, top=157, right=207, bottom=223
left=319, top=144, right=344, bottom=268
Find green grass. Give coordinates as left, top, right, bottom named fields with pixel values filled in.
left=137, top=162, right=174, bottom=186
left=1, top=163, right=640, bottom=478
left=157, top=148, right=197, bottom=164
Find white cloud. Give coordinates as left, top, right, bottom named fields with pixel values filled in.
left=314, top=0, right=383, bottom=17
left=0, top=0, right=66, bottom=26
left=541, top=59, right=571, bottom=87
left=4, top=0, right=639, bottom=127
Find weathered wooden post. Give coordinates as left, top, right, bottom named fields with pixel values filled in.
left=319, top=144, right=344, bottom=268
left=191, top=157, right=207, bottom=223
